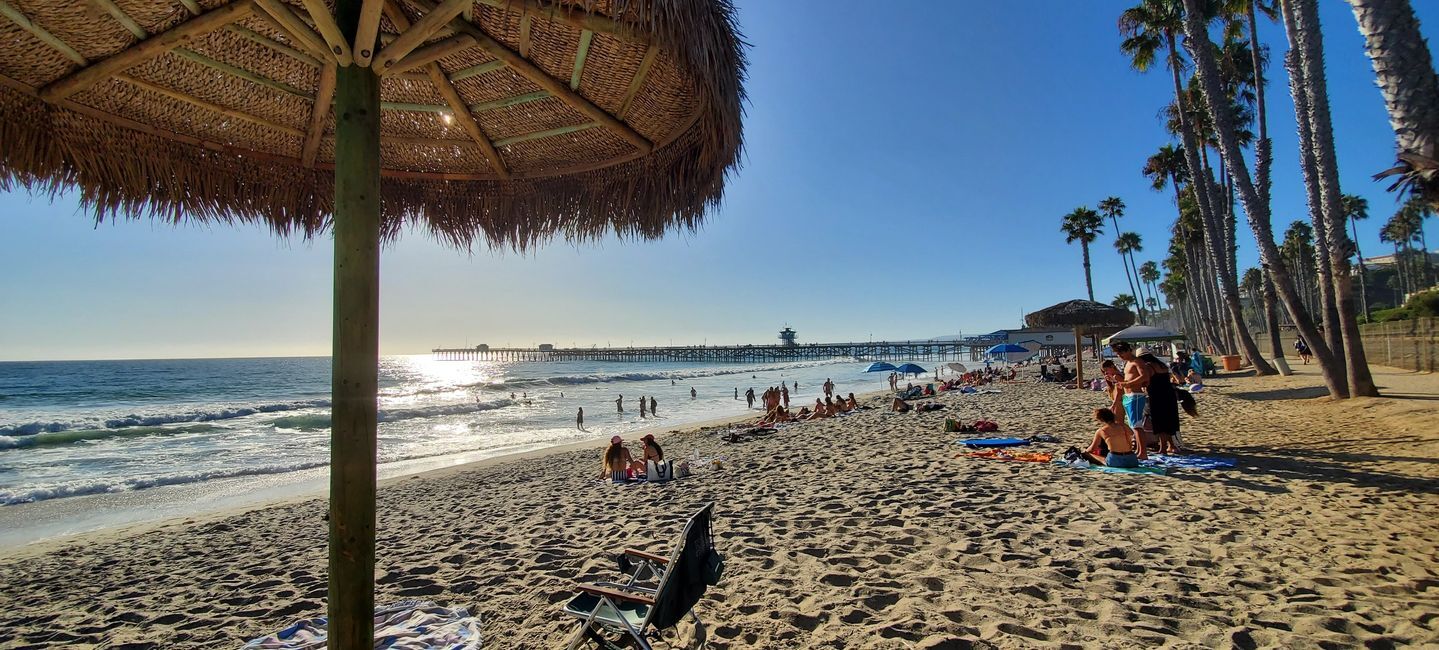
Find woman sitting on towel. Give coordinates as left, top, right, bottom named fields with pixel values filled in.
left=1082, top=407, right=1145, bottom=468
left=847, top=393, right=859, bottom=410
left=639, top=433, right=664, bottom=466
left=601, top=436, right=636, bottom=481
left=807, top=398, right=832, bottom=420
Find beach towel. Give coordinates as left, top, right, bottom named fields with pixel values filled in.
left=241, top=600, right=482, bottom=649
left=958, top=437, right=1029, bottom=448
left=958, top=449, right=1054, bottom=463
left=1054, top=460, right=1167, bottom=475
left=1140, top=454, right=1236, bottom=470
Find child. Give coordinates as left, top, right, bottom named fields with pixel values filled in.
left=1083, top=407, right=1144, bottom=468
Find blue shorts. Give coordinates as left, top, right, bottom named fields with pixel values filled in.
left=1106, top=452, right=1139, bottom=468
left=1122, top=393, right=1148, bottom=429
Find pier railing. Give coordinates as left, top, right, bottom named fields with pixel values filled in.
left=432, top=341, right=992, bottom=363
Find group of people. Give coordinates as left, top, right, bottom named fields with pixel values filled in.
left=758, top=390, right=857, bottom=424
left=1081, top=341, right=1199, bottom=467
left=599, top=433, right=664, bottom=481
left=1037, top=363, right=1074, bottom=383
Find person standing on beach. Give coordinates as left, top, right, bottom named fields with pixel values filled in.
left=734, top=387, right=739, bottom=400
left=1295, top=337, right=1312, bottom=364
left=649, top=396, right=657, bottom=417
left=823, top=378, right=834, bottom=398
left=576, top=407, right=585, bottom=431
left=745, top=388, right=755, bottom=408
left=1108, top=342, right=1152, bottom=445
left=640, top=396, right=647, bottom=418
left=615, top=395, right=624, bottom=414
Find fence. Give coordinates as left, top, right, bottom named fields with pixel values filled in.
left=1360, top=317, right=1438, bottom=372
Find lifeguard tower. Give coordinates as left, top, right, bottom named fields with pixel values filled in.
left=779, top=327, right=798, bottom=347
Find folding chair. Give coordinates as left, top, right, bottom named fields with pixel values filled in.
left=561, top=503, right=723, bottom=650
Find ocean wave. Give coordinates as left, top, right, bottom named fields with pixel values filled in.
left=272, top=398, right=517, bottom=431
left=0, top=460, right=331, bottom=506
left=0, top=399, right=331, bottom=437
left=0, top=424, right=221, bottom=450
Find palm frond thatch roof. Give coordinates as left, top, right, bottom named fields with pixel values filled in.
left=1025, top=299, right=1136, bottom=334
left=0, top=0, right=746, bottom=249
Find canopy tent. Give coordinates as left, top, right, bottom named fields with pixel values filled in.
left=1102, top=325, right=1186, bottom=344
left=864, top=361, right=898, bottom=373
left=0, top=1, right=745, bottom=647
left=1025, top=299, right=1135, bottom=386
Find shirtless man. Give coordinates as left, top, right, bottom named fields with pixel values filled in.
left=1108, top=342, right=1152, bottom=446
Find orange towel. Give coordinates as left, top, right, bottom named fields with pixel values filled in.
left=957, top=449, right=1054, bottom=463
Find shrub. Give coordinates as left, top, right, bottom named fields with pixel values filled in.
left=1406, top=289, right=1439, bottom=319
left=1372, top=306, right=1411, bottom=322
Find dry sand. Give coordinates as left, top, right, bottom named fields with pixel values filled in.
left=2, top=362, right=1438, bottom=648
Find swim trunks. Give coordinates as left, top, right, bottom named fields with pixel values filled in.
left=1123, top=393, right=1149, bottom=430
left=1106, top=451, right=1139, bottom=468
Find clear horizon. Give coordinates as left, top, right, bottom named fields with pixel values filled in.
left=3, top=1, right=1436, bottom=362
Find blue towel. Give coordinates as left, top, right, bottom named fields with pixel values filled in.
left=960, top=437, right=1029, bottom=448
left=1140, top=454, right=1236, bottom=470
left=242, top=600, right=482, bottom=649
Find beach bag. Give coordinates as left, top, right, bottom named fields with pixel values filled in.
left=647, top=460, right=674, bottom=482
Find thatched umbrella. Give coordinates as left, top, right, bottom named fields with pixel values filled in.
left=1025, top=299, right=1135, bottom=386
left=0, top=0, right=743, bottom=645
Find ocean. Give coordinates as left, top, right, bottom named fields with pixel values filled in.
left=0, top=355, right=871, bottom=546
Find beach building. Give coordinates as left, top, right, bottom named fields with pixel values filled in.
left=964, top=328, right=1076, bottom=357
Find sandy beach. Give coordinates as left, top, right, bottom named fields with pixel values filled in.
left=2, top=362, right=1438, bottom=648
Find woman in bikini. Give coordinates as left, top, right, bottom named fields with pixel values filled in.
left=1083, top=407, right=1145, bottom=467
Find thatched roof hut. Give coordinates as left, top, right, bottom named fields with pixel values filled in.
left=0, top=1, right=745, bottom=645
left=1025, top=299, right=1135, bottom=385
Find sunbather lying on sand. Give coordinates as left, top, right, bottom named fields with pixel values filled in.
left=891, top=397, right=912, bottom=413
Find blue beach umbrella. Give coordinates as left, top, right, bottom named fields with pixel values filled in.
left=864, top=361, right=898, bottom=373
left=985, top=343, right=1030, bottom=355
left=895, top=363, right=927, bottom=376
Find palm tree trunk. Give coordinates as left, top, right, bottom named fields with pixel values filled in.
left=1113, top=218, right=1144, bottom=322
left=1352, top=218, right=1370, bottom=319
left=1181, top=0, right=1338, bottom=391
left=1290, top=0, right=1378, bottom=395
left=1082, top=242, right=1095, bottom=301
left=1349, top=0, right=1439, bottom=209
left=1284, top=30, right=1347, bottom=375
left=1263, top=268, right=1285, bottom=361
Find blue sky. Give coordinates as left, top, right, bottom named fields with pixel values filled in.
left=3, top=1, right=1436, bottom=361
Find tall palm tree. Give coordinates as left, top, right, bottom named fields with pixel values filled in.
left=1062, top=206, right=1106, bottom=301
left=1123, top=0, right=1276, bottom=375
left=1343, top=194, right=1372, bottom=318
left=1281, top=0, right=1375, bottom=395
left=1140, top=260, right=1163, bottom=309
left=1402, top=196, right=1435, bottom=286
left=1380, top=215, right=1414, bottom=296
left=1115, top=231, right=1147, bottom=320
left=1180, top=0, right=1335, bottom=388
left=1100, top=197, right=1144, bottom=320
left=1349, top=0, right=1439, bottom=210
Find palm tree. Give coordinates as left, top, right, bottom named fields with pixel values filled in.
left=1113, top=293, right=1138, bottom=313
left=1062, top=206, right=1105, bottom=301
left=1241, top=266, right=1264, bottom=328
left=1402, top=196, right=1435, bottom=286
left=1349, top=0, right=1439, bottom=209
left=1380, top=216, right=1413, bottom=297
left=1280, top=0, right=1376, bottom=395
left=1100, top=197, right=1144, bottom=320
left=1115, top=231, right=1147, bottom=320
left=1343, top=194, right=1372, bottom=318
left=1123, top=0, right=1276, bottom=375
left=1140, top=261, right=1163, bottom=309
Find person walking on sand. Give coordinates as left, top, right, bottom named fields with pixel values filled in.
left=649, top=395, right=657, bottom=417
left=576, top=407, right=585, bottom=431
left=1294, top=337, right=1312, bottom=364
left=615, top=395, right=624, bottom=414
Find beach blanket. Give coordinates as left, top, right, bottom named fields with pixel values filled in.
left=958, top=437, right=1029, bottom=448
left=241, top=600, right=482, bottom=649
left=1054, top=460, right=1167, bottom=475
left=1141, top=454, right=1236, bottom=470
left=957, top=449, right=1053, bottom=463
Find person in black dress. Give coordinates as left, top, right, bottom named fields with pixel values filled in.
left=1138, top=349, right=1181, bottom=454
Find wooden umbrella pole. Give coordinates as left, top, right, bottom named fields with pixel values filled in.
left=1074, top=327, right=1083, bottom=387
left=331, top=1, right=378, bottom=648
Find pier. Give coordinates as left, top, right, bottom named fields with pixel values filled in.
left=433, top=338, right=1011, bottom=363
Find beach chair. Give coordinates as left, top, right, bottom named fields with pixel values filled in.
left=561, top=503, right=723, bottom=650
